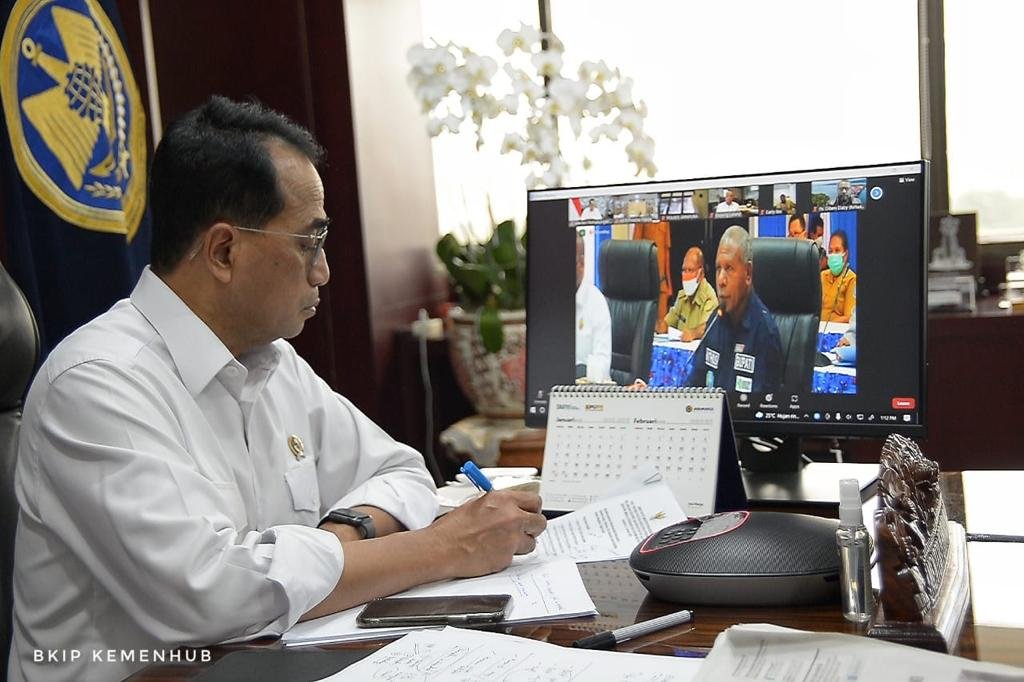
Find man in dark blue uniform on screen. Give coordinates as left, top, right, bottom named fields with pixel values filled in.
left=685, top=225, right=783, bottom=393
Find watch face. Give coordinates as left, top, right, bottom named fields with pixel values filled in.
left=329, top=509, right=375, bottom=538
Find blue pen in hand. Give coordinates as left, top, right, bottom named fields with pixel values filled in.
left=460, top=461, right=493, bottom=492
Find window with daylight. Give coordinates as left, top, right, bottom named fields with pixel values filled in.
left=419, top=1, right=921, bottom=239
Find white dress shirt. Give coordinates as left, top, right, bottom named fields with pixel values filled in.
left=575, top=282, right=612, bottom=382
left=9, top=268, right=437, bottom=682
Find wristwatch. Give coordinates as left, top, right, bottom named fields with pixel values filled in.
left=324, top=508, right=376, bottom=539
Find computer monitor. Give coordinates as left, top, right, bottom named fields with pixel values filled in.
left=525, top=162, right=928, bottom=468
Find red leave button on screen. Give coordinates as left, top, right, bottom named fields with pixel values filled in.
left=892, top=397, right=916, bottom=410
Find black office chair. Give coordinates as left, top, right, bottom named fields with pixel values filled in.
left=0, top=261, right=39, bottom=673
left=750, top=238, right=821, bottom=392
left=598, top=239, right=660, bottom=386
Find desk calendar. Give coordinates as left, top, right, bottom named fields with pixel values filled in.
left=540, top=386, right=746, bottom=514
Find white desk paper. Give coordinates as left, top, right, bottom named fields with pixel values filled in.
left=321, top=626, right=701, bottom=681
left=694, top=624, right=1024, bottom=681
left=962, top=470, right=1024, bottom=536
left=532, top=480, right=687, bottom=563
left=282, top=557, right=596, bottom=647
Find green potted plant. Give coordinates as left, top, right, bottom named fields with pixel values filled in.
left=435, top=219, right=527, bottom=418
left=436, top=218, right=525, bottom=353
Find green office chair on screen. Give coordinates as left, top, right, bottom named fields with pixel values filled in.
left=0, top=261, right=40, bottom=672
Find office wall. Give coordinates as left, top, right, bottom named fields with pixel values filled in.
left=135, top=1, right=450, bottom=422
left=343, top=0, right=449, bottom=431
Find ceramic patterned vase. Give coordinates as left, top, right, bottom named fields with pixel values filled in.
left=446, top=308, right=526, bottom=418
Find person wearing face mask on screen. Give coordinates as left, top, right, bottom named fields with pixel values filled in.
left=821, top=229, right=857, bottom=324
left=664, top=247, right=718, bottom=342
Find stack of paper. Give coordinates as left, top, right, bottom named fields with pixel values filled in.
left=282, top=556, right=596, bottom=647
left=693, top=624, right=1024, bottom=681
left=320, top=626, right=702, bottom=681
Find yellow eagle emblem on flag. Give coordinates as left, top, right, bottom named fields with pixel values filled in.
left=1, top=0, right=146, bottom=238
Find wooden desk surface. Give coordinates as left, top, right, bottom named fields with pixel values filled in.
left=129, top=473, right=1020, bottom=680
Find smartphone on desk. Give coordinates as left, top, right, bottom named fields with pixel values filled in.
left=355, top=594, right=512, bottom=628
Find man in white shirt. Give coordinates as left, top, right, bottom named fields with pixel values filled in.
left=8, top=97, right=547, bottom=682
left=580, top=198, right=603, bottom=221
left=714, top=188, right=742, bottom=214
left=574, top=233, right=612, bottom=382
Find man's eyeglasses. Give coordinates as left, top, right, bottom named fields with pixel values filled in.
left=233, top=220, right=330, bottom=268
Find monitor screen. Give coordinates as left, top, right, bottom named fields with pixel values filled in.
left=525, top=161, right=928, bottom=438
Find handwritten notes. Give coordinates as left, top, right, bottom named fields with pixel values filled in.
left=321, top=627, right=700, bottom=682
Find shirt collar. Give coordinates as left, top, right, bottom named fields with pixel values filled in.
left=130, top=267, right=279, bottom=396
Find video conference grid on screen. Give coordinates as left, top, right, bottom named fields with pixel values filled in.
left=525, top=162, right=928, bottom=437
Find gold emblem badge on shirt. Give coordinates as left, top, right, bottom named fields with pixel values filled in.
left=578, top=319, right=584, bottom=330
left=288, top=434, right=305, bottom=461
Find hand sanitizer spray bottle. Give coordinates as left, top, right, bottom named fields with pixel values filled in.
left=837, top=478, right=874, bottom=622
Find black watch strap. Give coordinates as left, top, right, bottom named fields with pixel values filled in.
left=324, top=508, right=376, bottom=539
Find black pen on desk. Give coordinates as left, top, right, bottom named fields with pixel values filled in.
left=966, top=532, right=1024, bottom=543
left=572, top=609, right=693, bottom=649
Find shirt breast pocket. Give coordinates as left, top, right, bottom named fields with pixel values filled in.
left=284, top=457, right=321, bottom=514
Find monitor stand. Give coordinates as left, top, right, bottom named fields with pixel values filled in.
left=738, top=436, right=878, bottom=509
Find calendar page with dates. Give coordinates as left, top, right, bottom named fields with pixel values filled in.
left=540, top=386, right=728, bottom=514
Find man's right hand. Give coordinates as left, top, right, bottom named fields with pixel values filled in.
left=428, top=490, right=547, bottom=578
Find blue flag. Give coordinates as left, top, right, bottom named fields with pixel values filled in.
left=0, top=0, right=150, bottom=356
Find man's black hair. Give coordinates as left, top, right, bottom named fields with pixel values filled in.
left=831, top=229, right=849, bottom=251
left=149, top=96, right=325, bottom=274
left=788, top=213, right=805, bottom=229
left=808, top=212, right=824, bottom=231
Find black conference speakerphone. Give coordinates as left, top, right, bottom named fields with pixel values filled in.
left=630, top=511, right=842, bottom=607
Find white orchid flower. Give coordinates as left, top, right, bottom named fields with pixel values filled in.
left=407, top=25, right=655, bottom=188
left=548, top=77, right=587, bottom=115
left=626, top=134, right=656, bottom=177
left=416, top=45, right=456, bottom=77
left=464, top=53, right=497, bottom=84
left=501, top=132, right=524, bottom=154
left=579, top=59, right=616, bottom=86
left=617, top=107, right=644, bottom=134
left=442, top=114, right=463, bottom=133
left=501, top=94, right=520, bottom=115
left=448, top=67, right=471, bottom=94
left=612, top=77, right=635, bottom=108
left=531, top=50, right=563, bottom=79
left=497, top=22, right=541, bottom=56
left=589, top=122, right=622, bottom=143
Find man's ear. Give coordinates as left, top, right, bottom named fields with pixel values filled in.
left=205, top=223, right=237, bottom=283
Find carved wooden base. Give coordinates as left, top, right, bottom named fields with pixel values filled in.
left=868, top=521, right=970, bottom=653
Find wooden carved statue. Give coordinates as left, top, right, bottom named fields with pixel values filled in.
left=871, top=434, right=967, bottom=652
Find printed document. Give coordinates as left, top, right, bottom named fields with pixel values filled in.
left=694, top=624, right=1024, bottom=681
left=282, top=557, right=596, bottom=646
left=320, top=626, right=701, bottom=681
left=532, top=480, right=687, bottom=563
